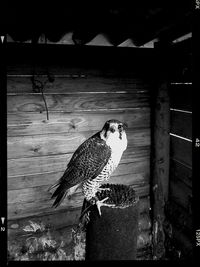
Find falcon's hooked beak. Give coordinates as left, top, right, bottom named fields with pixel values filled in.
left=118, top=122, right=128, bottom=139
left=122, top=122, right=128, bottom=129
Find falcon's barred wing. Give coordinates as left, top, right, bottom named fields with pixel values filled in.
left=50, top=133, right=111, bottom=207
left=63, top=133, right=111, bottom=184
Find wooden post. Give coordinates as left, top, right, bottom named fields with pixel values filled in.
left=151, top=66, right=170, bottom=259
left=84, top=184, right=139, bottom=260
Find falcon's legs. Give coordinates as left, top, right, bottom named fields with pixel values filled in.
left=66, top=183, right=81, bottom=199
left=96, top=197, right=115, bottom=216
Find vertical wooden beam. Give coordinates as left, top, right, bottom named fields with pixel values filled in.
left=151, top=63, right=170, bottom=259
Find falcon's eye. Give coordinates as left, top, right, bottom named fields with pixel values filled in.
left=118, top=124, right=122, bottom=129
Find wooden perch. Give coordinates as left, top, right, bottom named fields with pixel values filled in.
left=84, top=183, right=139, bottom=260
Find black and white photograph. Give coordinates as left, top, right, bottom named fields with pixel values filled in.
left=0, top=4, right=199, bottom=263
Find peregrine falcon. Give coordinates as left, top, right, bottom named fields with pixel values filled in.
left=49, top=119, right=128, bottom=215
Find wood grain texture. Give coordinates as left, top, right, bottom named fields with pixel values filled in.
left=151, top=79, right=170, bottom=260
left=169, top=84, right=192, bottom=111
left=8, top=184, right=150, bottom=220
left=170, top=159, right=192, bottom=188
left=153, top=81, right=170, bottom=200
left=169, top=180, right=192, bottom=214
left=8, top=146, right=149, bottom=177
left=7, top=128, right=150, bottom=159
left=7, top=93, right=150, bottom=113
left=8, top=175, right=150, bottom=204
left=8, top=165, right=150, bottom=191
left=170, top=110, right=192, bottom=140
left=7, top=109, right=150, bottom=136
left=7, top=76, right=150, bottom=94
left=170, top=136, right=192, bottom=167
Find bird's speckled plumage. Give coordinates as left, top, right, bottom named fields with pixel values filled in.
left=49, top=119, right=128, bottom=209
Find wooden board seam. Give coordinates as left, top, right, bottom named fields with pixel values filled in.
left=170, top=157, right=192, bottom=170
left=7, top=91, right=148, bottom=95
left=8, top=165, right=149, bottom=178
left=7, top=107, right=150, bottom=113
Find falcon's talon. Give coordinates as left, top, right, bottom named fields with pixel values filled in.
left=84, top=211, right=91, bottom=224
left=96, top=197, right=115, bottom=216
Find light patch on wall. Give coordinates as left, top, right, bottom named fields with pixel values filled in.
left=118, top=38, right=137, bottom=47
left=139, top=38, right=158, bottom=48
left=86, top=33, right=113, bottom=46
left=170, top=133, right=192, bottom=143
left=172, top=32, right=192, bottom=44
left=170, top=108, right=192, bottom=114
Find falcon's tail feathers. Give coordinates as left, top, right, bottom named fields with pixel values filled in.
left=48, top=182, right=59, bottom=192
left=51, top=189, right=68, bottom=208
left=50, top=180, right=71, bottom=208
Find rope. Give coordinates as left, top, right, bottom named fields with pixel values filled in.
left=31, top=76, right=50, bottom=120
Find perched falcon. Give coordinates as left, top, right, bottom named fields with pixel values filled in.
left=49, top=119, right=128, bottom=215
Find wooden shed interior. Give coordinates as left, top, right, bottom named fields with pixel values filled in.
left=4, top=6, right=193, bottom=261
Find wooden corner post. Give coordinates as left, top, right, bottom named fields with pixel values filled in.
left=151, top=67, right=170, bottom=259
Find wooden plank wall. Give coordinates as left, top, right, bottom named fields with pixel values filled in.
left=7, top=45, right=153, bottom=260
left=167, top=52, right=193, bottom=259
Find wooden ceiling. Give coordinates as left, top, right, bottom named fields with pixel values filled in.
left=3, top=6, right=192, bottom=47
